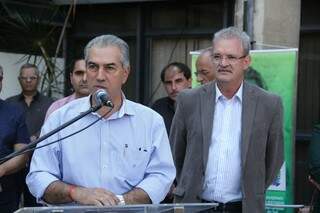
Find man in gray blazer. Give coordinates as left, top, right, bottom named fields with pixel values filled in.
left=170, top=27, right=284, bottom=212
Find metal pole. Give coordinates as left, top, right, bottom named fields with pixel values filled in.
left=246, top=0, right=254, bottom=40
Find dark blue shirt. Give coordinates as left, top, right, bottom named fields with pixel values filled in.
left=0, top=99, right=30, bottom=195
left=0, top=99, right=30, bottom=159
left=151, top=97, right=175, bottom=134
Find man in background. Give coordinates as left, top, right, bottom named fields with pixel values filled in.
left=45, top=59, right=89, bottom=119
left=152, top=62, right=191, bottom=134
left=0, top=66, right=30, bottom=213
left=6, top=63, right=53, bottom=207
left=195, top=48, right=216, bottom=85
left=7, top=63, right=54, bottom=140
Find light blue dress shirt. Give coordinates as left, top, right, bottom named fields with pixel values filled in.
left=26, top=96, right=176, bottom=204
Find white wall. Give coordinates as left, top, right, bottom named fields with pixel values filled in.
left=0, top=51, right=65, bottom=99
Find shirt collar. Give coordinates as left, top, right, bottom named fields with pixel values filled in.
left=115, top=95, right=135, bottom=118
left=79, top=93, right=135, bottom=119
left=18, top=91, right=40, bottom=101
left=215, top=82, right=243, bottom=103
left=78, top=96, right=92, bottom=113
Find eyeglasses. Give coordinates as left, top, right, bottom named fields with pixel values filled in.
left=19, top=76, right=38, bottom=81
left=0, top=76, right=3, bottom=82
left=212, top=54, right=247, bottom=65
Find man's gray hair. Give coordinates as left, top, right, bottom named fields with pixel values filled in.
left=199, top=47, right=213, bottom=57
left=20, top=63, right=40, bottom=76
left=213, top=27, right=251, bottom=55
left=84, top=35, right=130, bottom=69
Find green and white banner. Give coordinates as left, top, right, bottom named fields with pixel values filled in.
left=191, top=48, right=298, bottom=212
left=251, top=49, right=298, bottom=213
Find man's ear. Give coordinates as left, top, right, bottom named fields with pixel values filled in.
left=187, top=78, right=192, bottom=88
left=243, top=55, right=251, bottom=70
left=122, top=66, right=130, bottom=84
left=70, top=72, right=74, bottom=86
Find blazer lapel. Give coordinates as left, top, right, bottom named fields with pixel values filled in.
left=241, top=82, right=258, bottom=167
left=201, top=82, right=216, bottom=169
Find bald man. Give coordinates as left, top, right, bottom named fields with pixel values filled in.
left=195, top=48, right=216, bottom=84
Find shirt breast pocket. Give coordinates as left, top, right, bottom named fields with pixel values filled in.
left=111, top=145, right=150, bottom=185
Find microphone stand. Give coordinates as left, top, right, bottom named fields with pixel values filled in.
left=0, top=104, right=102, bottom=165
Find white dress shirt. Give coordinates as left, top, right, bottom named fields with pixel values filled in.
left=202, top=83, right=243, bottom=203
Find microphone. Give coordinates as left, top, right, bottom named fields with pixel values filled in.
left=94, top=89, right=114, bottom=108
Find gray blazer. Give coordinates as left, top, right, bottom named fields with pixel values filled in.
left=170, top=81, right=284, bottom=213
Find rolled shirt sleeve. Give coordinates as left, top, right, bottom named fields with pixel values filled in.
left=26, top=114, right=62, bottom=202
left=136, top=116, right=176, bottom=203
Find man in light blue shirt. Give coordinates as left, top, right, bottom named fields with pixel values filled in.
left=27, top=35, right=176, bottom=206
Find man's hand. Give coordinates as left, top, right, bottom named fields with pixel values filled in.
left=0, top=165, right=6, bottom=178
left=30, top=135, right=38, bottom=142
left=44, top=181, right=120, bottom=205
left=71, top=187, right=120, bottom=206
left=0, top=143, right=28, bottom=178
left=123, top=187, right=151, bottom=204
